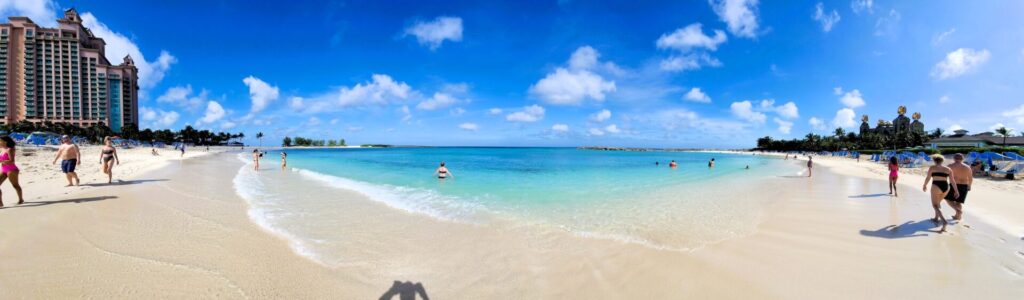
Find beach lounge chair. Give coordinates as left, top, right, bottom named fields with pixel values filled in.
left=1003, top=152, right=1024, bottom=161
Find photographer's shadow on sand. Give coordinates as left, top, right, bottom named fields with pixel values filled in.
left=379, top=281, right=429, bottom=300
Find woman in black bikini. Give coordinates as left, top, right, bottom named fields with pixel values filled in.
left=100, top=136, right=120, bottom=184
left=435, top=162, right=453, bottom=179
left=922, top=156, right=958, bottom=232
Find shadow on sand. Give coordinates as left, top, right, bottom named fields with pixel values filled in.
left=3, top=196, right=118, bottom=209
left=859, top=219, right=943, bottom=239
left=848, top=193, right=890, bottom=199
left=81, top=179, right=169, bottom=187
left=379, top=281, right=429, bottom=300
left=779, top=175, right=809, bottom=178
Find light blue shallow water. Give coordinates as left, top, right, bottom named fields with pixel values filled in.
left=234, top=147, right=800, bottom=261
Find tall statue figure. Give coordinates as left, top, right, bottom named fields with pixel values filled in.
left=911, top=112, right=925, bottom=134
left=859, top=114, right=871, bottom=136
left=893, top=106, right=911, bottom=135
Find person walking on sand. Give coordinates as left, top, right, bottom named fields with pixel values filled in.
left=180, top=144, right=186, bottom=158
left=281, top=151, right=287, bottom=170
left=435, top=162, right=453, bottom=179
left=52, top=135, right=81, bottom=186
left=946, top=153, right=973, bottom=221
left=100, top=137, right=120, bottom=184
left=888, top=156, right=900, bottom=197
left=923, top=156, right=958, bottom=232
left=807, top=156, right=813, bottom=177
left=252, top=149, right=261, bottom=171
left=0, top=136, right=24, bottom=207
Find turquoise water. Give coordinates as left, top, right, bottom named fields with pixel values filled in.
left=234, top=148, right=799, bottom=262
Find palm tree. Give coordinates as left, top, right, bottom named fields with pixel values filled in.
left=256, top=132, right=264, bottom=147
left=994, top=127, right=1013, bottom=147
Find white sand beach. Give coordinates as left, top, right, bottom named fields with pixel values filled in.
left=0, top=150, right=1021, bottom=299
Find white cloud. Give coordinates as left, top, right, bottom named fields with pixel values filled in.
left=809, top=117, right=827, bottom=131
left=730, top=100, right=766, bottom=123
left=590, top=109, right=612, bottom=122
left=220, top=121, right=236, bottom=130
left=946, top=124, right=963, bottom=132
left=683, top=87, right=712, bottom=103
left=774, top=118, right=793, bottom=134
left=774, top=101, right=800, bottom=119
left=709, top=0, right=760, bottom=38
left=399, top=105, right=412, bottom=122
left=874, top=9, right=901, bottom=37
left=0, top=0, right=58, bottom=26
left=450, top=107, right=466, bottom=116
left=659, top=53, right=722, bottom=72
left=588, top=128, right=605, bottom=136
left=833, top=86, right=843, bottom=95
left=531, top=46, right=617, bottom=105
left=832, top=108, right=857, bottom=128
left=81, top=13, right=176, bottom=90
left=242, top=76, right=280, bottom=113
left=306, top=117, right=322, bottom=126
left=506, top=105, right=545, bottom=122
left=812, top=2, right=841, bottom=33
left=839, top=89, right=865, bottom=108
left=551, top=124, right=570, bottom=132
left=417, top=92, right=459, bottom=110
left=569, top=46, right=600, bottom=70
left=530, top=68, right=616, bottom=105
left=656, top=23, right=727, bottom=51
left=488, top=108, right=503, bottom=115
left=197, top=101, right=226, bottom=126
left=990, top=123, right=1015, bottom=133
left=1004, top=104, right=1024, bottom=125
left=850, top=0, right=873, bottom=14
left=156, top=85, right=208, bottom=110
left=140, top=106, right=179, bottom=129
left=330, top=118, right=340, bottom=125
left=347, top=126, right=364, bottom=132
left=932, top=28, right=955, bottom=46
left=458, top=122, right=479, bottom=131
left=404, top=16, right=463, bottom=50
left=338, top=74, right=413, bottom=107
left=604, top=124, right=621, bottom=134
left=939, top=95, right=951, bottom=104
left=931, top=48, right=990, bottom=80
left=288, top=97, right=305, bottom=110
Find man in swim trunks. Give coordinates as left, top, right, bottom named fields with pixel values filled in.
left=946, top=153, right=973, bottom=220
left=52, top=135, right=81, bottom=186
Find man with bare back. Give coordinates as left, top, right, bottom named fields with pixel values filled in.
left=945, top=153, right=973, bottom=220
left=52, top=135, right=81, bottom=186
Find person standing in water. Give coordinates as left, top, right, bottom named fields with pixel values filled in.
left=923, top=156, right=958, bottom=232
left=888, top=156, right=900, bottom=197
left=435, top=162, right=454, bottom=179
left=708, top=158, right=715, bottom=168
left=807, top=156, right=813, bottom=177
left=52, top=135, right=81, bottom=186
left=250, top=148, right=260, bottom=170
left=100, top=137, right=120, bottom=184
left=946, top=153, right=973, bottom=220
left=669, top=160, right=677, bottom=168
left=0, top=136, right=24, bottom=207
left=281, top=152, right=288, bottom=170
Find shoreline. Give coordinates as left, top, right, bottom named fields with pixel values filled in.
left=1, top=149, right=1021, bottom=298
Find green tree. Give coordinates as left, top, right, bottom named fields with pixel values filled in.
left=994, top=127, right=1013, bottom=147
left=256, top=132, right=264, bottom=147
left=283, top=136, right=292, bottom=147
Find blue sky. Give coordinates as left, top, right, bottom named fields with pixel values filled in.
left=3, top=0, right=1023, bottom=147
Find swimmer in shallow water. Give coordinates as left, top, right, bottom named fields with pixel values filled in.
left=669, top=160, right=677, bottom=168
left=435, top=162, right=454, bottom=179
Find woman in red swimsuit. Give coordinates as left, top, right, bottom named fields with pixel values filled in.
left=888, top=156, right=899, bottom=197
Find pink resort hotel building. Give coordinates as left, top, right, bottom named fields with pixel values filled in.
left=0, top=8, right=138, bottom=132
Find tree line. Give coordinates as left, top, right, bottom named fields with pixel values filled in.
left=1, top=121, right=245, bottom=146
left=757, top=127, right=943, bottom=152
left=282, top=136, right=346, bottom=147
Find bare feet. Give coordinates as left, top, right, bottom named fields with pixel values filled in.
left=65, top=184, right=73, bottom=187
left=17, top=199, right=23, bottom=205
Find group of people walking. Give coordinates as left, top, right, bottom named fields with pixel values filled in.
left=0, top=135, right=119, bottom=208
left=886, top=153, right=972, bottom=232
